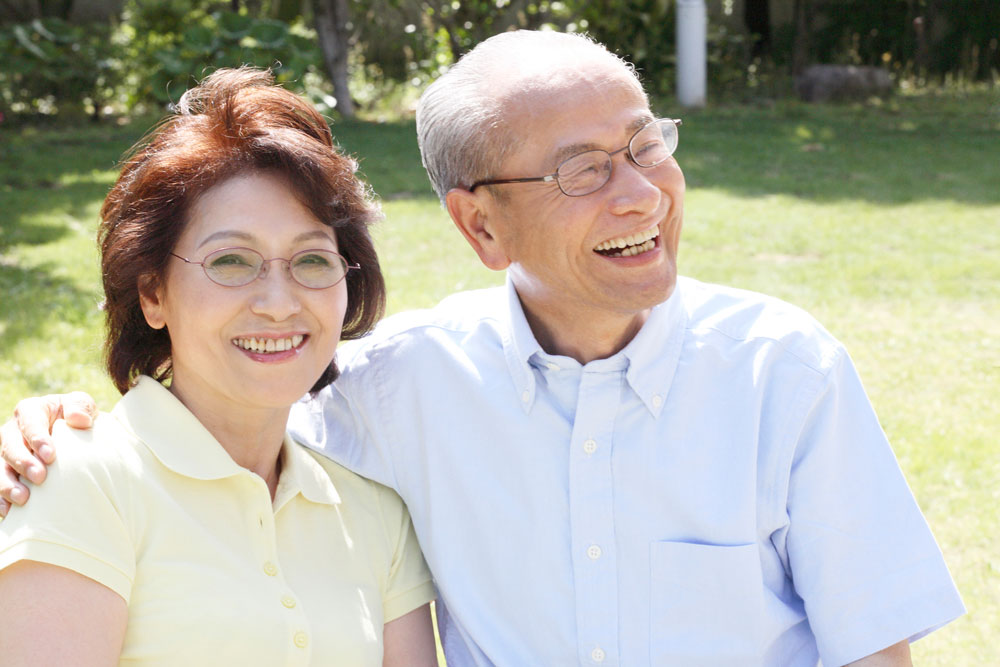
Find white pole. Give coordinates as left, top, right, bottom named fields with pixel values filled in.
left=676, top=0, right=707, bottom=108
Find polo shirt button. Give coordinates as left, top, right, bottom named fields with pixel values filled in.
left=263, top=561, right=278, bottom=576
left=281, top=595, right=296, bottom=609
left=583, top=439, right=597, bottom=454
left=587, top=545, right=602, bottom=560
left=591, top=647, right=606, bottom=662
left=293, top=631, right=308, bottom=648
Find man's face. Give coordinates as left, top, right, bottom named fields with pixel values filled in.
left=478, top=65, right=685, bottom=339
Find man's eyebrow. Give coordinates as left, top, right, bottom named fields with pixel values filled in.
left=548, top=115, right=658, bottom=169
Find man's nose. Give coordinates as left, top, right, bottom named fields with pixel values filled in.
left=606, top=154, right=664, bottom=215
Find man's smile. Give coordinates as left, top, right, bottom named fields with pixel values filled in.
left=593, top=224, right=660, bottom=257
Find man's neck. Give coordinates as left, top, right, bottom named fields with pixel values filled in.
left=517, top=295, right=650, bottom=365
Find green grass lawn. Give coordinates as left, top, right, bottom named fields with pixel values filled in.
left=2, top=87, right=999, bottom=663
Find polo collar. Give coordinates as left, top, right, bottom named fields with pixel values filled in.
left=500, top=275, right=689, bottom=417
left=112, top=376, right=340, bottom=507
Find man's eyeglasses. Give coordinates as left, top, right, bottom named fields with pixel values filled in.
left=469, top=118, right=682, bottom=198
left=170, top=247, right=359, bottom=290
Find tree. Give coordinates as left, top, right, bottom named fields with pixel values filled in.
left=312, top=0, right=355, bottom=118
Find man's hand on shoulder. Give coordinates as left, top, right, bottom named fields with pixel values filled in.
left=0, top=392, right=97, bottom=517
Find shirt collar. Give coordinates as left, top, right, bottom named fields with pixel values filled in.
left=502, top=275, right=544, bottom=413
left=500, top=275, right=689, bottom=417
left=112, top=376, right=340, bottom=508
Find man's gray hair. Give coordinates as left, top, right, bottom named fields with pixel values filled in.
left=416, top=30, right=643, bottom=204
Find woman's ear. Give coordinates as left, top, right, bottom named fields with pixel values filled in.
left=138, top=275, right=167, bottom=330
left=445, top=188, right=512, bottom=271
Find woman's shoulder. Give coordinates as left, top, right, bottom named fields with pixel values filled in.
left=300, top=446, right=410, bottom=531
left=49, top=412, right=145, bottom=480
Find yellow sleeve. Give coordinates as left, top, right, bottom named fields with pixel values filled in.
left=0, top=417, right=136, bottom=602
left=376, top=484, right=435, bottom=622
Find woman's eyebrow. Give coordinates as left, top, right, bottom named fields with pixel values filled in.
left=196, top=229, right=335, bottom=249
left=197, top=230, right=253, bottom=249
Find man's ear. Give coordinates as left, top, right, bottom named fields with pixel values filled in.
left=137, top=275, right=167, bottom=330
left=445, top=188, right=511, bottom=271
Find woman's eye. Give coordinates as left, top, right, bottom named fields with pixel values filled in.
left=211, top=253, right=252, bottom=267
left=295, top=253, right=332, bottom=267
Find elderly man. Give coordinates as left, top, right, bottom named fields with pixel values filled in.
left=1, top=30, right=963, bottom=666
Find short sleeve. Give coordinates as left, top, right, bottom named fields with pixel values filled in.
left=785, top=350, right=964, bottom=665
left=0, top=417, right=136, bottom=602
left=375, top=484, right=435, bottom=622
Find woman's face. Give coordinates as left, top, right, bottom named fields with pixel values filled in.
left=139, top=172, right=348, bottom=415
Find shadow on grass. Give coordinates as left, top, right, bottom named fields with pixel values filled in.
left=0, top=261, right=100, bottom=356
left=661, top=96, right=1000, bottom=206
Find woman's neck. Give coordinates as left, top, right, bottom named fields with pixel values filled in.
left=167, top=377, right=290, bottom=501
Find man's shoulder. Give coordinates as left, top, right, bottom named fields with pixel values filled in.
left=339, top=285, right=507, bottom=362
left=678, top=277, right=843, bottom=373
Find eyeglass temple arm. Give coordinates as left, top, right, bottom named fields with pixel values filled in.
left=469, top=174, right=556, bottom=191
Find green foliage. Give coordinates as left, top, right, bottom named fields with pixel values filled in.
left=806, top=0, right=1000, bottom=80
left=573, top=0, right=676, bottom=95
left=0, top=17, right=119, bottom=119
left=120, top=1, right=324, bottom=106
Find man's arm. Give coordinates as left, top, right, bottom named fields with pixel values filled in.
left=0, top=392, right=97, bottom=516
left=845, top=640, right=911, bottom=666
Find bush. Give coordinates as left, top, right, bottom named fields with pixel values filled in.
left=0, top=17, right=119, bottom=120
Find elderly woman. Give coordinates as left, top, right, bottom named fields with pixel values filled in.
left=0, top=69, right=437, bottom=665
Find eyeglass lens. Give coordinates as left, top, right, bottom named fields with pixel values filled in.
left=202, top=248, right=349, bottom=289
left=556, top=119, right=679, bottom=196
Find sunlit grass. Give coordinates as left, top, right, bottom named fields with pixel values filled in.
left=1, top=88, right=998, bottom=663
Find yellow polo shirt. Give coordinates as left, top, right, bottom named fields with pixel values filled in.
left=0, top=376, right=434, bottom=665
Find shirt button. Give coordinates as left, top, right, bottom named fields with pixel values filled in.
left=587, top=545, right=602, bottom=560
left=521, top=390, right=530, bottom=403
left=583, top=438, right=597, bottom=454
left=263, top=561, right=278, bottom=576
left=281, top=595, right=296, bottom=609
left=652, top=394, right=663, bottom=408
left=546, top=362, right=560, bottom=371
left=591, top=647, right=606, bottom=662
left=293, top=631, right=308, bottom=648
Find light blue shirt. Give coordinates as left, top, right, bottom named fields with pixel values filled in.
left=290, top=276, right=963, bottom=666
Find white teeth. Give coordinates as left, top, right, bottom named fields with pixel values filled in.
left=595, top=226, right=659, bottom=252
left=605, top=238, right=656, bottom=258
left=232, top=335, right=305, bottom=354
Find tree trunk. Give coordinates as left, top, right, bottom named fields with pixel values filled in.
left=792, top=0, right=811, bottom=75
left=744, top=0, right=772, bottom=58
left=313, top=0, right=355, bottom=118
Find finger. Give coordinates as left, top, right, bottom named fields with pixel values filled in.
left=0, top=456, right=30, bottom=510
left=13, top=395, right=62, bottom=466
left=1, top=417, right=47, bottom=485
left=61, top=391, right=98, bottom=433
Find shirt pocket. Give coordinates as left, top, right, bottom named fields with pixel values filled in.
left=650, top=540, right=764, bottom=666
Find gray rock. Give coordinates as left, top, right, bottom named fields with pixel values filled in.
left=795, top=65, right=893, bottom=102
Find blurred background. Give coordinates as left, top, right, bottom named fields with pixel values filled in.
left=1, top=0, right=997, bottom=121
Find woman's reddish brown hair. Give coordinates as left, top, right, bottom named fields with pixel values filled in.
left=99, top=67, right=385, bottom=394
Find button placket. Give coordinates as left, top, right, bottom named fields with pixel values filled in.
left=568, top=368, right=622, bottom=665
